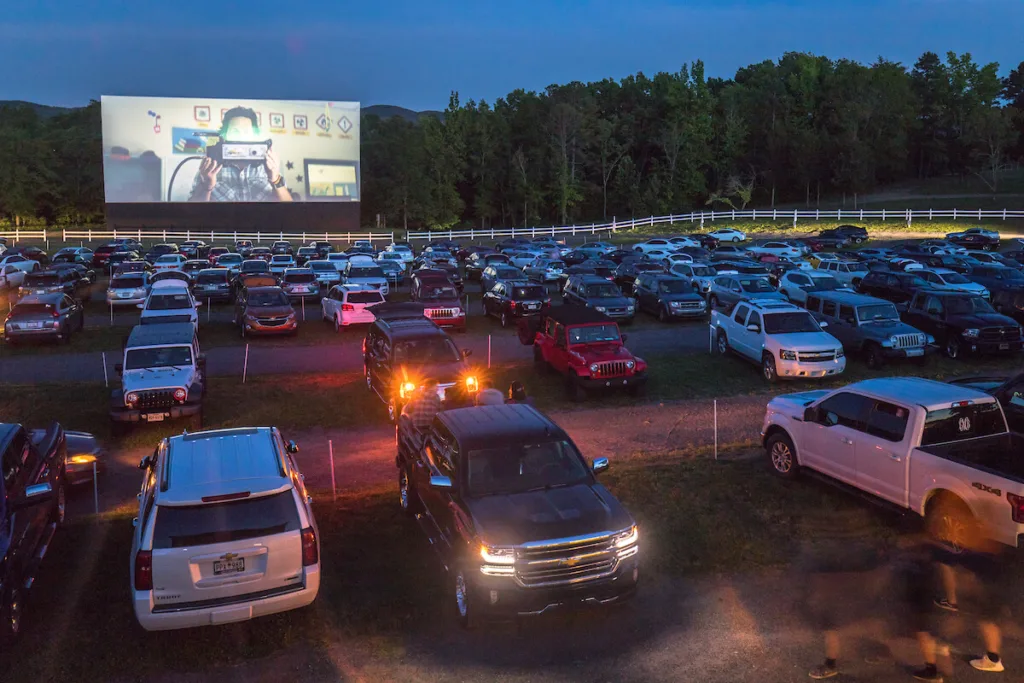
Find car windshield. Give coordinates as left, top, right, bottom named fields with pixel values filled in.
left=691, top=266, right=715, bottom=276
left=763, top=312, right=820, bottom=334
left=939, top=272, right=970, bottom=284
left=998, top=269, right=1024, bottom=281
left=155, top=255, right=180, bottom=263
left=299, top=249, right=317, bottom=255
left=585, top=283, right=621, bottom=298
left=111, top=276, right=144, bottom=289
left=248, top=290, right=290, bottom=307
left=497, top=269, right=521, bottom=279
left=24, top=273, right=59, bottom=286
left=393, top=337, right=462, bottom=364
left=347, top=291, right=384, bottom=304
left=349, top=267, right=384, bottom=278
left=512, top=285, right=546, bottom=299
left=658, top=280, right=689, bottom=293
left=284, top=273, right=316, bottom=283
left=147, top=293, right=191, bottom=310
left=196, top=272, right=227, bottom=284
left=740, top=279, right=775, bottom=292
left=921, top=402, right=1008, bottom=446
left=124, top=345, right=192, bottom=370
left=568, top=324, right=620, bottom=344
left=421, top=284, right=458, bottom=299
left=945, top=296, right=996, bottom=315
left=857, top=304, right=900, bottom=321
left=467, top=439, right=591, bottom=496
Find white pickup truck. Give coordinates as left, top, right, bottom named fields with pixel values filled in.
left=712, top=298, right=846, bottom=382
left=761, top=377, right=1024, bottom=549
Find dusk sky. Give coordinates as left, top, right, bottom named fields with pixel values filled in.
left=2, top=0, right=1021, bottom=111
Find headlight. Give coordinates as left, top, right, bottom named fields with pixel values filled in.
left=173, top=388, right=187, bottom=402
left=595, top=306, right=606, bottom=313
left=963, top=328, right=980, bottom=338
left=626, top=304, right=635, bottom=311
left=982, top=289, right=990, bottom=298
left=625, top=360, right=635, bottom=369
left=125, top=392, right=139, bottom=406
left=926, top=334, right=935, bottom=344
left=779, top=349, right=797, bottom=361
left=613, top=525, right=639, bottom=549
left=589, top=363, right=599, bottom=372
left=836, top=348, right=845, bottom=358
left=887, top=335, right=898, bottom=347
left=399, top=382, right=417, bottom=399
left=480, top=545, right=515, bottom=565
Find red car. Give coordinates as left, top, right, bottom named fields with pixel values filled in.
left=410, top=271, right=466, bottom=332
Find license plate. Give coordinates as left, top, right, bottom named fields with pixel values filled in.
left=906, top=348, right=924, bottom=357
left=120, top=292, right=131, bottom=298
left=26, top=322, right=42, bottom=329
left=1000, top=343, right=1010, bottom=350
left=144, top=413, right=165, bottom=422
left=213, top=558, right=245, bottom=575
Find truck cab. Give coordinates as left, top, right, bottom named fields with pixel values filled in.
left=524, top=307, right=647, bottom=401
left=395, top=404, right=638, bottom=627
left=112, top=323, right=205, bottom=432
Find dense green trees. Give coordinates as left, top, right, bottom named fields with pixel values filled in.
left=0, top=51, right=1020, bottom=228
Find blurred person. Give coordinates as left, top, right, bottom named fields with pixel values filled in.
left=399, top=379, right=442, bottom=450
left=189, top=106, right=293, bottom=202
left=898, top=542, right=951, bottom=682
left=506, top=380, right=534, bottom=406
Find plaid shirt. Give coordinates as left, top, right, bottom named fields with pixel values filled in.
left=403, top=389, right=442, bottom=430
left=191, top=163, right=277, bottom=202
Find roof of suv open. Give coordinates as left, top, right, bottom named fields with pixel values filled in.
left=126, top=323, right=195, bottom=348
left=158, top=427, right=289, bottom=505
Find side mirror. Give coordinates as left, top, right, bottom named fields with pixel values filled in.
left=803, top=406, right=819, bottom=423
left=14, top=482, right=52, bottom=510
left=429, top=475, right=453, bottom=490
left=819, top=321, right=829, bottom=328
left=196, top=353, right=206, bottom=365
left=620, top=333, right=628, bottom=343
left=138, top=454, right=153, bottom=470
left=592, top=457, right=610, bottom=474
left=286, top=440, right=299, bottom=454
left=115, top=363, right=123, bottom=375
left=136, top=303, right=145, bottom=309
left=746, top=324, right=760, bottom=333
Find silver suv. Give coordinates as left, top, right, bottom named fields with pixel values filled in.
left=131, top=427, right=320, bottom=631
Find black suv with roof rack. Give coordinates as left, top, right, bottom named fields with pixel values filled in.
left=395, top=403, right=639, bottom=628
left=363, top=303, right=478, bottom=421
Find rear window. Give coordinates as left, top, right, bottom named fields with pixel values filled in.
left=242, top=261, right=269, bottom=272
left=512, top=285, right=546, bottom=299
left=921, top=402, right=1008, bottom=446
left=140, top=315, right=192, bottom=325
left=12, top=303, right=53, bottom=315
left=284, top=273, right=316, bottom=283
left=348, top=267, right=384, bottom=278
left=196, top=272, right=228, bottom=284
left=112, top=277, right=144, bottom=289
left=24, top=273, right=58, bottom=286
left=347, top=291, right=384, bottom=304
left=151, top=491, right=300, bottom=549
left=147, top=294, right=192, bottom=310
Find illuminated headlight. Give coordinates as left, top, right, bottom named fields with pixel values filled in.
left=963, top=328, right=980, bottom=338
left=399, top=382, right=417, bottom=399
left=480, top=545, right=516, bottom=573
left=670, top=301, right=682, bottom=308
left=779, top=349, right=797, bottom=361
left=173, top=388, right=187, bottom=402
left=125, top=392, right=139, bottom=407
left=885, top=335, right=898, bottom=347
left=614, top=525, right=639, bottom=549
left=625, top=360, right=635, bottom=369
left=626, top=304, right=635, bottom=312
left=982, top=289, right=990, bottom=299
left=594, top=306, right=606, bottom=313
left=589, top=363, right=599, bottom=372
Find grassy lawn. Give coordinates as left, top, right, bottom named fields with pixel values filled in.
left=0, top=455, right=901, bottom=683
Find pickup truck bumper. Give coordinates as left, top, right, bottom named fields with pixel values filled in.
left=110, top=401, right=203, bottom=423
left=776, top=357, right=846, bottom=379
left=467, top=557, right=639, bottom=618
left=576, top=372, right=648, bottom=391
left=967, top=340, right=1024, bottom=355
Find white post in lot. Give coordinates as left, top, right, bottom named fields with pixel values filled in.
left=302, top=297, right=306, bottom=321
left=488, top=334, right=492, bottom=369
left=207, top=299, right=211, bottom=323
left=329, top=439, right=337, bottom=502
left=714, top=399, right=718, bottom=461
left=708, top=325, right=713, bottom=353
left=243, top=344, right=249, bottom=383
left=93, top=462, right=99, bottom=515
left=101, top=352, right=108, bottom=388
left=109, top=302, right=113, bottom=326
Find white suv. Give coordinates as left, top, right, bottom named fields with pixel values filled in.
left=321, top=284, right=385, bottom=330
left=139, top=280, right=200, bottom=329
left=131, top=427, right=321, bottom=631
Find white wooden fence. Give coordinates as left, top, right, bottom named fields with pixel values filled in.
left=0, top=229, right=48, bottom=243
left=407, top=207, right=1024, bottom=241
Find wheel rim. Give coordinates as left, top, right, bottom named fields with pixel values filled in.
left=717, top=334, right=728, bottom=354
left=8, top=589, right=21, bottom=636
left=937, top=513, right=967, bottom=553
left=946, top=338, right=959, bottom=358
left=57, top=484, right=66, bottom=524
left=388, top=399, right=396, bottom=422
left=365, top=371, right=372, bottom=390
left=334, top=317, right=340, bottom=332
left=455, top=572, right=469, bottom=618
left=399, top=470, right=409, bottom=510
left=770, top=441, right=793, bottom=473
left=763, top=359, right=775, bottom=380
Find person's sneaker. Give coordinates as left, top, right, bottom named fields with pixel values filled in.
left=970, top=655, right=1005, bottom=672
left=808, top=663, right=838, bottom=679
left=912, top=666, right=943, bottom=681
left=933, top=598, right=959, bottom=613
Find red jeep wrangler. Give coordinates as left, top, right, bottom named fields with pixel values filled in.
left=520, top=306, right=647, bottom=401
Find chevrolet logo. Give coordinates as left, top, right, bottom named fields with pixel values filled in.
left=561, top=557, right=582, bottom=568
left=223, top=553, right=238, bottom=561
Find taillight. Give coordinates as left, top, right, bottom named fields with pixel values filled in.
left=509, top=300, right=517, bottom=311
left=52, top=310, right=60, bottom=318
left=1009, top=493, right=1024, bottom=523
left=301, top=527, right=318, bottom=566
left=135, top=550, right=153, bottom=591
left=341, top=303, right=354, bottom=311
left=173, top=388, right=187, bottom=402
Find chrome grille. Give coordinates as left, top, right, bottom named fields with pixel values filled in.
left=893, top=334, right=924, bottom=349
left=593, top=361, right=629, bottom=378
left=515, top=534, right=617, bottom=588
left=797, top=350, right=836, bottom=363
left=981, top=327, right=1020, bottom=342
left=426, top=308, right=458, bottom=319
left=137, top=390, right=175, bottom=410
left=674, top=302, right=704, bottom=310
left=256, top=316, right=288, bottom=327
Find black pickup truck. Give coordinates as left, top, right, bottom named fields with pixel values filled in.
left=396, top=404, right=639, bottom=627
left=0, top=423, right=67, bottom=642
left=950, top=373, right=1024, bottom=434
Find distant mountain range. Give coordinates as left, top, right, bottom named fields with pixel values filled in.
left=0, top=100, right=441, bottom=123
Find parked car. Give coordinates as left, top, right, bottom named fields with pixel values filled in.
left=707, top=275, right=784, bottom=311
left=776, top=271, right=847, bottom=306
left=669, top=262, right=717, bottom=295
left=55, top=429, right=104, bottom=486
left=746, top=241, right=803, bottom=259
left=821, top=225, right=869, bottom=244
left=235, top=286, right=297, bottom=337
left=112, top=260, right=152, bottom=277
left=915, top=254, right=976, bottom=274
left=377, top=259, right=406, bottom=286
left=633, top=238, right=678, bottom=255
left=712, top=299, right=845, bottom=382
left=238, top=258, right=272, bottom=279
left=8, top=246, right=49, bottom=266
left=382, top=243, right=414, bottom=267
left=250, top=246, right=273, bottom=262
left=856, top=247, right=897, bottom=261
left=918, top=239, right=967, bottom=255
left=145, top=243, right=179, bottom=264
left=363, top=304, right=477, bottom=421
left=152, top=253, right=187, bottom=273
left=760, top=378, right=1024, bottom=554
left=269, top=254, right=297, bottom=275
left=234, top=240, right=254, bottom=257
left=613, top=261, right=664, bottom=293
left=321, top=284, right=385, bottom=331
left=52, top=247, right=94, bottom=266
left=307, top=260, right=342, bottom=288
left=106, top=250, right=144, bottom=274
left=576, top=241, right=616, bottom=258
left=707, top=228, right=746, bottom=243
left=410, top=272, right=466, bottom=331
left=913, top=268, right=990, bottom=299
left=18, top=268, right=90, bottom=301
left=90, top=243, right=120, bottom=268
left=0, top=422, right=68, bottom=640
left=465, top=252, right=513, bottom=280
left=815, top=259, right=871, bottom=288
left=558, top=261, right=617, bottom=289
left=992, top=288, right=1024, bottom=323
left=271, top=240, right=293, bottom=255
left=111, top=323, right=205, bottom=431
left=3, top=294, right=84, bottom=344
left=633, top=273, right=706, bottom=322
left=480, top=264, right=525, bottom=293
left=0, top=263, right=29, bottom=290
left=394, top=403, right=638, bottom=627
left=481, top=281, right=550, bottom=328
left=966, top=265, right=1024, bottom=301
left=181, top=259, right=209, bottom=279
left=856, top=270, right=928, bottom=304
left=900, top=290, right=1023, bottom=359
left=0, top=253, right=41, bottom=278
left=215, top=253, right=244, bottom=275
left=295, top=246, right=319, bottom=266
left=191, top=268, right=233, bottom=303
left=946, top=227, right=1000, bottom=251
left=280, top=268, right=322, bottom=302
left=178, top=240, right=209, bottom=260
left=561, top=250, right=591, bottom=267
left=138, top=281, right=199, bottom=329
left=344, top=261, right=390, bottom=296
left=131, top=427, right=319, bottom=631
left=805, top=291, right=932, bottom=368
left=107, top=272, right=150, bottom=307
left=561, top=274, right=634, bottom=323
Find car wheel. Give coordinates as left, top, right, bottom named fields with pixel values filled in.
left=453, top=567, right=476, bottom=629
left=500, top=311, right=509, bottom=329
left=334, top=315, right=341, bottom=333
left=658, top=306, right=669, bottom=323
left=716, top=330, right=729, bottom=355
left=865, top=344, right=885, bottom=369
left=765, top=433, right=799, bottom=479
left=762, top=353, right=778, bottom=383
left=926, top=494, right=976, bottom=553
left=387, top=398, right=398, bottom=423
left=945, top=336, right=962, bottom=360
left=52, top=478, right=66, bottom=526
left=398, top=468, right=422, bottom=515
left=709, top=295, right=719, bottom=309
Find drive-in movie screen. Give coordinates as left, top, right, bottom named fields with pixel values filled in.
left=101, top=96, right=360, bottom=203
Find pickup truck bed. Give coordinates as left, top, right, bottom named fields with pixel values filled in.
left=920, top=433, right=1024, bottom=484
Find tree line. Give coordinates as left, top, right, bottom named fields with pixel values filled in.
left=0, top=51, right=1022, bottom=229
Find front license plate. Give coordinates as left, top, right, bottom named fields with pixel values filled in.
left=144, top=413, right=165, bottom=422
left=213, top=558, right=245, bottom=575
left=1000, top=343, right=1010, bottom=350
left=906, top=348, right=924, bottom=357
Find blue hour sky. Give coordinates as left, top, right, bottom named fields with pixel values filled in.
left=1, top=0, right=1021, bottom=110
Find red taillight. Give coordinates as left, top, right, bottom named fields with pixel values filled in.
left=135, top=550, right=153, bottom=591
left=301, top=527, right=318, bottom=566
left=362, top=337, right=367, bottom=353
left=341, top=303, right=354, bottom=311
left=173, top=388, right=187, bottom=402
left=1009, top=493, right=1024, bottom=523
left=509, top=300, right=517, bottom=311
left=52, top=309, right=60, bottom=318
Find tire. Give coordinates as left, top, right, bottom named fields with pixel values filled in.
left=765, top=432, right=799, bottom=479
left=500, top=311, right=509, bottom=329
left=926, top=494, right=977, bottom=553
left=864, top=343, right=885, bottom=370
left=334, top=315, right=341, bottom=333
left=398, top=467, right=422, bottom=515
left=453, top=567, right=477, bottom=629
left=387, top=398, right=398, bottom=424
left=762, top=353, right=778, bottom=383
left=658, top=306, right=669, bottom=323
left=944, top=335, right=962, bottom=360
left=566, top=373, right=587, bottom=402
left=716, top=330, right=729, bottom=355
left=709, top=295, right=719, bottom=310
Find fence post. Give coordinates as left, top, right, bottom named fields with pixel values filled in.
left=162, top=229, right=167, bottom=241
left=1003, top=209, right=1007, bottom=221
left=772, top=209, right=777, bottom=221
left=907, top=210, right=912, bottom=227
left=793, top=212, right=797, bottom=228
left=328, top=440, right=337, bottom=502
left=953, top=209, right=957, bottom=220
left=101, top=352, right=109, bottom=388
left=860, top=209, right=864, bottom=220
left=243, top=344, right=250, bottom=383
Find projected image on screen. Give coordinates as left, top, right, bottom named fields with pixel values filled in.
left=101, top=96, right=360, bottom=203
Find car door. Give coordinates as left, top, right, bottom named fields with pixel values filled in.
left=803, top=392, right=871, bottom=484
left=855, top=399, right=912, bottom=505
left=322, top=287, right=339, bottom=320
left=419, top=425, right=459, bottom=553
left=483, top=283, right=501, bottom=316
left=831, top=303, right=858, bottom=348
left=634, top=276, right=651, bottom=311
left=729, top=304, right=753, bottom=358
left=548, top=321, right=571, bottom=369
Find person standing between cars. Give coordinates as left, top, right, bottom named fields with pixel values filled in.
left=506, top=380, right=534, bottom=406
left=897, top=541, right=952, bottom=682
left=399, top=379, right=442, bottom=450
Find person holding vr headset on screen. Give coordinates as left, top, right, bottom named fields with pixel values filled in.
left=189, top=106, right=292, bottom=202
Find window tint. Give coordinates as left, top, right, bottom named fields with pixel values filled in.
left=806, top=295, right=821, bottom=312
left=865, top=401, right=910, bottom=442
left=839, top=305, right=856, bottom=322
left=733, top=305, right=750, bottom=324
left=816, top=392, right=871, bottom=430
left=347, top=291, right=384, bottom=304
left=821, top=300, right=837, bottom=317
left=151, top=491, right=300, bottom=549
left=748, top=312, right=762, bottom=330
left=921, top=402, right=1008, bottom=446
